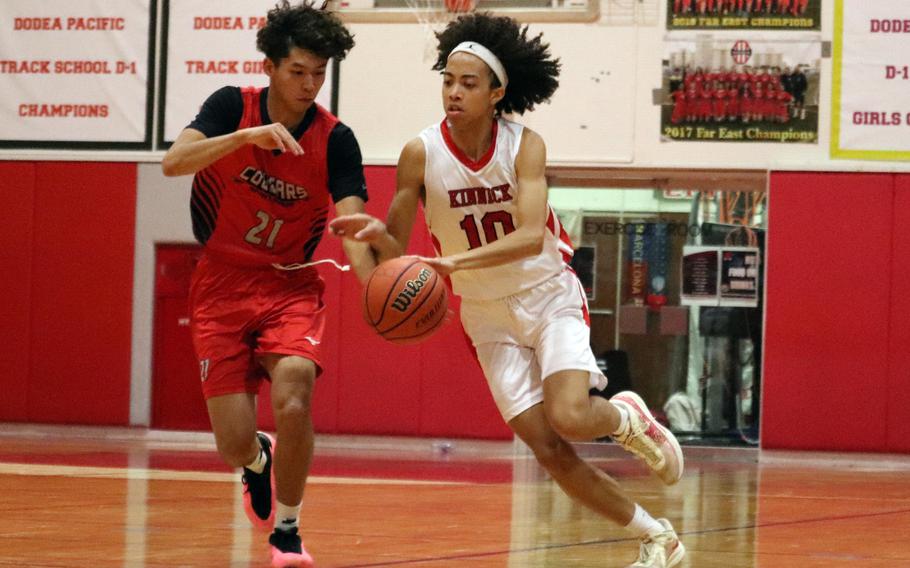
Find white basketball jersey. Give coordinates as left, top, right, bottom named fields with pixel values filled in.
left=419, top=118, right=574, bottom=300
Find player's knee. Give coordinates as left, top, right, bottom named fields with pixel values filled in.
left=273, top=391, right=313, bottom=424
left=216, top=434, right=257, bottom=467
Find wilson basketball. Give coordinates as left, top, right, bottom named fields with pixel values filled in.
left=363, top=257, right=449, bottom=345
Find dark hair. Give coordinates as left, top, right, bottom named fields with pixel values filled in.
left=256, top=1, right=354, bottom=63
left=433, top=13, right=560, bottom=115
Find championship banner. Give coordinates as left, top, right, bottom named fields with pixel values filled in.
left=160, top=0, right=335, bottom=144
left=661, top=35, right=820, bottom=143
left=831, top=1, right=910, bottom=161
left=0, top=0, right=153, bottom=147
left=667, top=0, right=821, bottom=31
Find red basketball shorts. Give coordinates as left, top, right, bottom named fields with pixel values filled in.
left=189, top=254, right=326, bottom=400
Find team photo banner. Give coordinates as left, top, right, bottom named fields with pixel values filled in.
left=160, top=0, right=334, bottom=144
left=0, top=0, right=153, bottom=147
left=831, top=1, right=910, bottom=160
left=661, top=35, right=821, bottom=143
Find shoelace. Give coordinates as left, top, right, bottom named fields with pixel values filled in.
left=637, top=532, right=672, bottom=564
left=273, top=259, right=350, bottom=271
left=638, top=539, right=657, bottom=563
left=618, top=415, right=665, bottom=468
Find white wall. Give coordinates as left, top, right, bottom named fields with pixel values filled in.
left=130, top=165, right=194, bottom=425
left=338, top=1, right=910, bottom=172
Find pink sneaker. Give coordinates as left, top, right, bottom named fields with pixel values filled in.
left=242, top=432, right=276, bottom=529
left=269, top=527, right=314, bottom=568
left=610, top=392, right=684, bottom=485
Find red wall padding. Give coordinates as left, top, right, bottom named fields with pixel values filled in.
left=763, top=172, right=894, bottom=451
left=0, top=163, right=36, bottom=421
left=0, top=162, right=136, bottom=424
left=887, top=176, right=910, bottom=453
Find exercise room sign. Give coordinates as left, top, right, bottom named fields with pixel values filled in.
left=0, top=0, right=152, bottom=147
left=160, top=0, right=334, bottom=144
left=831, top=1, right=910, bottom=160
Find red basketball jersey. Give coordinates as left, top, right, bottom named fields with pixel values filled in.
left=191, top=87, right=338, bottom=267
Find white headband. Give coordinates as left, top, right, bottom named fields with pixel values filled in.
left=448, top=41, right=508, bottom=88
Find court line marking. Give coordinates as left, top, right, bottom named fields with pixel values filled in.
left=330, top=507, right=910, bottom=567
left=0, top=462, right=471, bottom=486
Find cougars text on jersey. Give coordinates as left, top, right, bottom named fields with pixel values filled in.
left=239, top=166, right=310, bottom=204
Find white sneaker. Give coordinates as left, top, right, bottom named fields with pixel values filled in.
left=626, top=519, right=686, bottom=567
left=611, top=391, right=684, bottom=485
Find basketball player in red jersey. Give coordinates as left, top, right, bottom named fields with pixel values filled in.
left=161, top=3, right=373, bottom=566
left=330, top=14, right=685, bottom=568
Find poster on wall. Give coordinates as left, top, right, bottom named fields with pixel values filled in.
left=681, top=246, right=759, bottom=307
left=831, top=1, right=910, bottom=161
left=660, top=35, right=821, bottom=143
left=667, top=0, right=821, bottom=31
left=0, top=0, right=153, bottom=148
left=160, top=0, right=335, bottom=145
left=681, top=246, right=719, bottom=306
left=718, top=247, right=759, bottom=307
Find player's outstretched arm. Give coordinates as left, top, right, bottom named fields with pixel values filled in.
left=424, top=129, right=549, bottom=276
left=329, top=137, right=424, bottom=263
left=161, top=124, right=304, bottom=177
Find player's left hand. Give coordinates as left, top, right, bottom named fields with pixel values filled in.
left=329, top=214, right=386, bottom=241
left=414, top=255, right=456, bottom=277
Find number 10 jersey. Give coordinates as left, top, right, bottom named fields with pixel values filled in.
left=420, top=117, right=574, bottom=300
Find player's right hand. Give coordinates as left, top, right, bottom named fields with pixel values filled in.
left=244, top=123, right=304, bottom=155
left=329, top=214, right=386, bottom=241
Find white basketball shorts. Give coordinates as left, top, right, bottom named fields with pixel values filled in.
left=459, top=269, right=608, bottom=423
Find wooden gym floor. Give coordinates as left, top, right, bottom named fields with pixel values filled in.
left=0, top=425, right=909, bottom=567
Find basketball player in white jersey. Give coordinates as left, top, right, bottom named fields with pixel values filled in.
left=330, top=14, right=684, bottom=567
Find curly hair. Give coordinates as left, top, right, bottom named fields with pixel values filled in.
left=433, top=13, right=560, bottom=115
left=256, top=1, right=355, bottom=63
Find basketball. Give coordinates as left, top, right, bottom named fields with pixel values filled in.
left=363, top=257, right=449, bottom=345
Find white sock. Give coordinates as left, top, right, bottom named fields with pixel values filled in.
left=612, top=404, right=630, bottom=437
left=275, top=502, right=301, bottom=532
left=244, top=441, right=267, bottom=474
left=624, top=504, right=664, bottom=538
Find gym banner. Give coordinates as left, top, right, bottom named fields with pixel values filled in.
left=0, top=0, right=153, bottom=147
left=661, top=35, right=820, bottom=143
left=831, top=1, right=910, bottom=161
left=160, top=0, right=335, bottom=144
left=667, top=0, right=821, bottom=31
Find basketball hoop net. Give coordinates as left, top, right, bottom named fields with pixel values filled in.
left=403, top=0, right=476, bottom=63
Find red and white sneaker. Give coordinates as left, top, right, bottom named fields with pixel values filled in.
left=610, top=391, right=684, bottom=485
left=242, top=432, right=276, bottom=529
left=269, top=527, right=314, bottom=568
left=626, top=518, right=686, bottom=567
